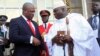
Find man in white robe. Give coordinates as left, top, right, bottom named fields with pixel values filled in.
left=45, top=0, right=95, bottom=56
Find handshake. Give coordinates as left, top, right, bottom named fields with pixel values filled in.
left=52, top=31, right=73, bottom=46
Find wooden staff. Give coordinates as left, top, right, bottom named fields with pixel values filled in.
left=66, top=18, right=74, bottom=56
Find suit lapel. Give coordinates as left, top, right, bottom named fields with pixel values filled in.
left=31, top=21, right=37, bottom=35
left=31, top=21, right=42, bottom=39
left=19, top=16, right=38, bottom=37
left=19, top=16, right=32, bottom=34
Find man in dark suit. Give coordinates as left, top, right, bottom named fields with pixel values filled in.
left=9, top=3, right=45, bottom=56
left=88, top=1, right=100, bottom=46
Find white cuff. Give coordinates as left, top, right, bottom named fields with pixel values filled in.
left=30, top=36, right=34, bottom=44
left=44, top=35, right=47, bottom=42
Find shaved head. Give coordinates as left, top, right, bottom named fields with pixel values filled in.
left=22, top=2, right=35, bottom=20
left=22, top=2, right=35, bottom=11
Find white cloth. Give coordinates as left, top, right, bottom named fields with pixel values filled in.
left=90, top=37, right=100, bottom=56
left=53, top=0, right=66, bottom=9
left=1, top=24, right=7, bottom=33
left=45, top=13, right=95, bottom=56
left=92, top=14, right=99, bottom=38
left=1, top=24, right=8, bottom=38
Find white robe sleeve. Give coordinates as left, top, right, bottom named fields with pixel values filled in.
left=67, top=13, right=94, bottom=50
left=44, top=24, right=57, bottom=56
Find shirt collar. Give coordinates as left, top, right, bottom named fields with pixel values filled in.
left=56, top=17, right=66, bottom=23
left=92, top=13, right=99, bottom=17
left=22, top=15, right=28, bottom=21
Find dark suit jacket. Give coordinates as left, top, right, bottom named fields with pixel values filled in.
left=9, top=16, right=45, bottom=56
left=88, top=12, right=100, bottom=45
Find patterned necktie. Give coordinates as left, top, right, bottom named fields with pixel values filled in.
left=92, top=15, right=97, bottom=30
left=27, top=20, right=35, bottom=35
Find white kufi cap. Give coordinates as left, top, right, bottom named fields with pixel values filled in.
left=53, top=0, right=66, bottom=9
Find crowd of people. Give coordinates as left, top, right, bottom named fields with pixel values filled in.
left=0, top=0, right=100, bottom=56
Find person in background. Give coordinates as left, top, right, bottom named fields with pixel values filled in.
left=39, top=10, right=52, bottom=56
left=88, top=1, right=100, bottom=56
left=9, top=2, right=46, bottom=56
left=0, top=15, right=8, bottom=56
left=45, top=0, right=94, bottom=56
left=39, top=10, right=52, bottom=37
left=88, top=1, right=100, bottom=45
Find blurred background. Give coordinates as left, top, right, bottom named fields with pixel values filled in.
left=0, top=0, right=99, bottom=24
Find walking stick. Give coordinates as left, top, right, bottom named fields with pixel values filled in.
left=66, top=18, right=74, bottom=56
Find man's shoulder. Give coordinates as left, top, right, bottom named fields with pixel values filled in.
left=67, top=13, right=84, bottom=21
left=10, top=16, right=22, bottom=22
left=9, top=17, right=23, bottom=26
left=67, top=13, right=83, bottom=17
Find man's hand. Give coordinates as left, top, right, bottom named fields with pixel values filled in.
left=52, top=35, right=64, bottom=45
left=41, top=32, right=46, bottom=39
left=33, top=37, right=40, bottom=46
left=62, top=35, right=73, bottom=43
left=41, top=50, right=46, bottom=56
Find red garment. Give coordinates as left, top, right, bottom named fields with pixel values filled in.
left=39, top=23, right=52, bottom=56
left=27, top=20, right=35, bottom=35
left=39, top=23, right=52, bottom=35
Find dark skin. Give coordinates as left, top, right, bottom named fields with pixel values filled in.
left=52, top=34, right=73, bottom=46
left=52, top=6, right=73, bottom=45
left=22, top=3, right=46, bottom=55
left=0, top=18, right=7, bottom=25
left=40, top=10, right=50, bottom=38
left=22, top=3, right=35, bottom=20
left=53, top=6, right=67, bottom=19
left=92, top=2, right=100, bottom=15
left=41, top=14, right=49, bottom=24
left=22, top=3, right=40, bottom=46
